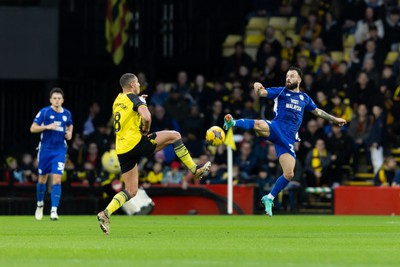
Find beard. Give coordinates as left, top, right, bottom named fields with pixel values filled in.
left=286, top=81, right=298, bottom=90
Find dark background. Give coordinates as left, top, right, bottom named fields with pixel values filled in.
left=0, top=0, right=253, bottom=156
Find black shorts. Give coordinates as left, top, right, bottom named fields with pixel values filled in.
left=117, top=133, right=157, bottom=174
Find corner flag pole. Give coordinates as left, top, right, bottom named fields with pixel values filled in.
left=224, top=128, right=236, bottom=215
left=227, top=146, right=233, bottom=215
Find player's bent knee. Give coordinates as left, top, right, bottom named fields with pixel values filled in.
left=254, top=120, right=267, bottom=131
left=171, top=130, right=181, bottom=141
left=283, top=171, right=294, bottom=180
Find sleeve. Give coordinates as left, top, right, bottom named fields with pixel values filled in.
left=266, top=87, right=285, bottom=99
left=305, top=95, right=317, bottom=112
left=33, top=108, right=45, bottom=125
left=127, top=94, right=147, bottom=111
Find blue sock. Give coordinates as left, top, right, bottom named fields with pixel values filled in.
left=234, top=119, right=254, bottom=130
left=36, top=182, right=46, bottom=203
left=51, top=184, right=62, bottom=208
left=270, top=175, right=290, bottom=197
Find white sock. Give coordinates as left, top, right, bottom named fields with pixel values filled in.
left=37, top=201, right=44, bottom=207
left=51, top=207, right=57, bottom=213
left=267, top=193, right=274, bottom=200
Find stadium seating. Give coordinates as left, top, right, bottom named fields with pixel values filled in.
left=343, top=34, right=356, bottom=48
left=222, top=34, right=243, bottom=57
left=245, top=17, right=268, bottom=36
left=244, top=34, right=265, bottom=60
left=268, top=16, right=289, bottom=32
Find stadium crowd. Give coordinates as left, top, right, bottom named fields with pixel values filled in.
left=1, top=0, right=400, bottom=211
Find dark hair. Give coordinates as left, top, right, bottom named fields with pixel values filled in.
left=49, top=87, right=64, bottom=98
left=120, top=73, right=137, bottom=88
left=288, top=66, right=303, bottom=79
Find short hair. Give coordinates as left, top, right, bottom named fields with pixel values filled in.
left=120, top=73, right=137, bottom=88
left=288, top=66, right=303, bottom=79
left=49, top=87, right=64, bottom=98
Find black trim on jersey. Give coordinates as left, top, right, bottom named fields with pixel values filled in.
left=127, top=93, right=146, bottom=111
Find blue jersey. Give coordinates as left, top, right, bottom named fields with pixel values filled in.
left=266, top=86, right=317, bottom=138
left=33, top=106, right=73, bottom=151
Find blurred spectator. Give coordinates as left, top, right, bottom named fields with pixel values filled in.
left=201, top=164, right=224, bottom=184
left=315, top=91, right=332, bottom=112
left=224, top=41, right=254, bottom=80
left=300, top=73, right=317, bottom=98
left=355, top=7, right=384, bottom=44
left=226, top=87, right=245, bottom=118
left=330, top=94, right=353, bottom=123
left=170, top=71, right=192, bottom=101
left=256, top=42, right=274, bottom=72
left=240, top=98, right=258, bottom=119
left=367, top=104, right=386, bottom=174
left=360, top=39, right=384, bottom=70
left=332, top=61, right=352, bottom=96
left=164, top=87, right=190, bottom=127
left=296, top=55, right=312, bottom=76
left=320, top=11, right=343, bottom=51
left=85, top=142, right=101, bottom=170
left=258, top=26, right=282, bottom=62
left=83, top=101, right=101, bottom=137
left=326, top=124, right=354, bottom=186
left=162, top=161, right=184, bottom=185
left=299, top=119, right=325, bottom=162
left=190, top=74, right=214, bottom=112
left=147, top=162, right=163, bottom=184
left=5, top=157, right=24, bottom=184
left=259, top=56, right=279, bottom=87
left=374, top=156, right=397, bottom=186
left=281, top=37, right=296, bottom=64
left=383, top=8, right=400, bottom=52
left=182, top=105, right=205, bottom=139
left=149, top=82, right=169, bottom=107
left=151, top=105, right=179, bottom=132
left=348, top=104, right=372, bottom=172
left=68, top=133, right=86, bottom=171
left=350, top=71, right=376, bottom=108
left=21, top=153, right=38, bottom=183
left=362, top=58, right=380, bottom=88
left=137, top=72, right=151, bottom=95
left=305, top=139, right=331, bottom=187
left=299, top=12, right=322, bottom=41
left=315, top=62, right=335, bottom=96
left=204, top=100, right=225, bottom=129
left=235, top=142, right=258, bottom=184
left=87, top=117, right=113, bottom=154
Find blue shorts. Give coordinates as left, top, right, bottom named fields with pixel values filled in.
left=37, top=149, right=67, bottom=175
left=265, top=120, right=296, bottom=158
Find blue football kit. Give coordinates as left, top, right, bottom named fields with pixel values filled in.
left=264, top=86, right=317, bottom=158
left=33, top=106, right=73, bottom=175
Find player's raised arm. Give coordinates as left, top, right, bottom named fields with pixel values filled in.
left=311, top=108, right=347, bottom=126
left=253, top=82, right=268, bottom=97
left=138, top=105, right=151, bottom=135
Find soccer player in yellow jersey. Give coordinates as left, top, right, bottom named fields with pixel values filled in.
left=97, top=73, right=211, bottom=235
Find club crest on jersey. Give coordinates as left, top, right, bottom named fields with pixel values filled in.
left=299, top=95, right=304, bottom=101
left=62, top=116, right=67, bottom=122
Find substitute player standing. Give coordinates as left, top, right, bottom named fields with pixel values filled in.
left=223, top=66, right=346, bottom=216
left=30, top=88, right=73, bottom=220
left=97, top=73, right=211, bottom=235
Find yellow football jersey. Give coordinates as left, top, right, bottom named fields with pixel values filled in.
left=112, top=93, right=146, bottom=154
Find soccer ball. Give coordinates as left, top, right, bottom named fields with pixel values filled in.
left=205, top=126, right=225, bottom=146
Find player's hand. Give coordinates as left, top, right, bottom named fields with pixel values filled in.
left=139, top=94, right=148, bottom=103
left=65, top=130, right=72, bottom=140
left=333, top=117, right=347, bottom=127
left=253, top=82, right=265, bottom=96
left=45, top=123, right=58, bottom=131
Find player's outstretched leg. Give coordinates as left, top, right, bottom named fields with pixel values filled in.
left=223, top=114, right=256, bottom=131
left=261, top=195, right=274, bottom=217
left=97, top=211, right=110, bottom=235
left=223, top=114, right=235, bottom=130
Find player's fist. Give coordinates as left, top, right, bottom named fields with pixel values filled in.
left=46, top=123, right=58, bottom=131
left=254, top=82, right=264, bottom=90
left=334, top=117, right=347, bottom=127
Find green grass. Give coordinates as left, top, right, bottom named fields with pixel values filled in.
left=0, top=215, right=399, bottom=267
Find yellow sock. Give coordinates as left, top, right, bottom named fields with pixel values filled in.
left=105, top=190, right=130, bottom=217
left=173, top=140, right=196, bottom=173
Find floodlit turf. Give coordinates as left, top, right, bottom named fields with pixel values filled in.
left=0, top=215, right=399, bottom=267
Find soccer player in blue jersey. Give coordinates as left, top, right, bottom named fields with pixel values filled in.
left=223, top=66, right=346, bottom=216
left=30, top=88, right=73, bottom=220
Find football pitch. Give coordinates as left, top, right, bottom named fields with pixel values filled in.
left=1, top=215, right=399, bottom=267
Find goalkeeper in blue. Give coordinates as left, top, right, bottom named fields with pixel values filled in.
left=223, top=66, right=346, bottom=216
left=30, top=88, right=73, bottom=220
